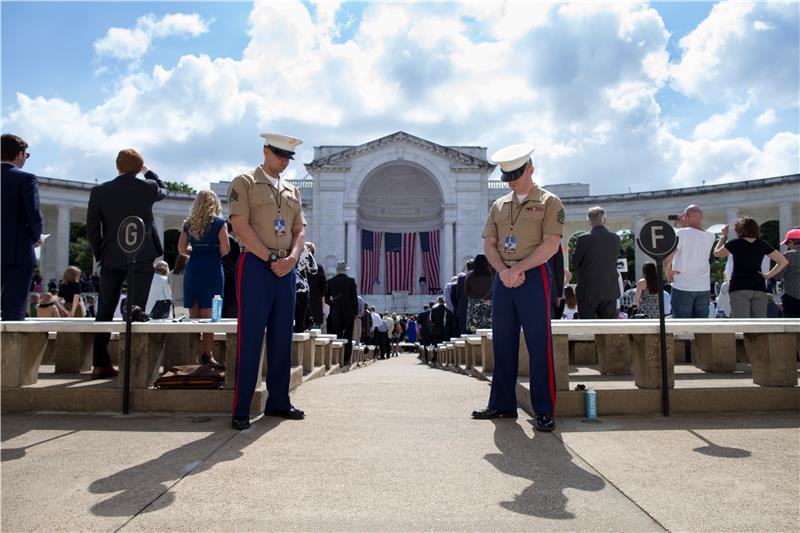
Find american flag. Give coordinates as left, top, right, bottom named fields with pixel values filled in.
left=384, top=232, right=416, bottom=293
left=360, top=229, right=383, bottom=294
left=420, top=229, right=441, bottom=293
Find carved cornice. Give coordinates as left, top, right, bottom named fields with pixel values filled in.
left=305, top=165, right=351, bottom=173
left=307, top=131, right=495, bottom=170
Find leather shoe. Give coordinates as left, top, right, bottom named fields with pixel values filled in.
left=90, top=366, right=119, bottom=380
left=535, top=414, right=555, bottom=432
left=264, top=407, right=305, bottom=420
left=231, top=416, right=251, bottom=430
left=199, top=353, right=222, bottom=367
left=471, top=408, right=518, bottom=420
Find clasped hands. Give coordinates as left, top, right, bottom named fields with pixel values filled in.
left=499, top=267, right=525, bottom=288
left=270, top=256, right=296, bottom=277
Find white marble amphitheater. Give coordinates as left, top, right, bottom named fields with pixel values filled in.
left=36, top=132, right=799, bottom=306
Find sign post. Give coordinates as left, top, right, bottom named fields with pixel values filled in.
left=636, top=220, right=678, bottom=417
left=116, top=216, right=146, bottom=415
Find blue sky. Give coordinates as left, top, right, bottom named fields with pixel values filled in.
left=2, top=1, right=798, bottom=193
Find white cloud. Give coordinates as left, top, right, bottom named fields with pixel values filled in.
left=671, top=1, right=799, bottom=108
left=672, top=131, right=800, bottom=186
left=753, top=20, right=773, bottom=31
left=756, top=108, right=777, bottom=127
left=693, top=102, right=750, bottom=140
left=4, top=1, right=798, bottom=194
left=94, top=13, right=210, bottom=62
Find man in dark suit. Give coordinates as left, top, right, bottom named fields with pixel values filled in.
left=430, top=296, right=446, bottom=345
left=1, top=134, right=43, bottom=321
left=415, top=303, right=431, bottom=361
left=87, top=149, right=167, bottom=378
left=451, top=259, right=473, bottom=336
left=305, top=243, right=327, bottom=328
left=325, top=261, right=359, bottom=367
left=570, top=206, right=621, bottom=319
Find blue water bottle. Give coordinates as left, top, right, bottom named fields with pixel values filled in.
left=585, top=388, right=598, bottom=420
left=211, top=294, right=222, bottom=322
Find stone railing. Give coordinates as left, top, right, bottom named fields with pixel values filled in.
left=0, top=319, right=373, bottom=413
left=424, top=319, right=799, bottom=414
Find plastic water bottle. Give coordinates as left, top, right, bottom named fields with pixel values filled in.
left=211, top=294, right=222, bottom=322
left=585, top=388, right=598, bottom=420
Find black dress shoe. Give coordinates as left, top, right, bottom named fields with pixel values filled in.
left=199, top=353, right=223, bottom=367
left=535, top=414, right=555, bottom=432
left=471, top=408, right=518, bottom=420
left=264, top=407, right=305, bottom=420
left=232, top=416, right=251, bottom=430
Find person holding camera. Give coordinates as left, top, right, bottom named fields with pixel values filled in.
left=665, top=205, right=715, bottom=318
left=87, top=149, right=167, bottom=379
left=227, top=133, right=307, bottom=430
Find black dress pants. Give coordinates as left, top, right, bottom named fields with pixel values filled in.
left=1, top=264, right=34, bottom=321
left=329, top=314, right=355, bottom=364
left=93, top=263, right=154, bottom=368
left=577, top=299, right=617, bottom=319
left=294, top=292, right=310, bottom=332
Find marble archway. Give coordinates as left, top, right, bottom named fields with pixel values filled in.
left=356, top=161, right=444, bottom=295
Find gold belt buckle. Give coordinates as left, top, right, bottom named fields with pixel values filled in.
left=277, top=249, right=287, bottom=258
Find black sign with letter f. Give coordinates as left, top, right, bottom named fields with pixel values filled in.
left=636, top=220, right=678, bottom=417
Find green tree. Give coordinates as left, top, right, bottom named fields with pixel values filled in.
left=760, top=220, right=779, bottom=249
left=163, top=229, right=180, bottom=269
left=618, top=230, right=636, bottom=283
left=68, top=222, right=94, bottom=273
left=165, top=181, right=196, bottom=194
left=566, top=231, right=586, bottom=283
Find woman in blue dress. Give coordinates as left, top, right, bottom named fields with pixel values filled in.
left=178, top=190, right=230, bottom=365
left=406, top=316, right=417, bottom=343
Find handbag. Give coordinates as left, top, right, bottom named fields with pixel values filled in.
left=149, top=299, right=172, bottom=320
left=154, top=364, right=225, bottom=389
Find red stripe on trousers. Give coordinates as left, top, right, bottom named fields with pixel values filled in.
left=231, top=251, right=248, bottom=416
left=540, top=264, right=557, bottom=411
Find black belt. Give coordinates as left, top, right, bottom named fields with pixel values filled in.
left=242, top=247, right=289, bottom=259
left=268, top=248, right=289, bottom=258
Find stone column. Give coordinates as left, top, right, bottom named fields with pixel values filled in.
left=346, top=220, right=359, bottom=283
left=779, top=203, right=793, bottom=248
left=633, top=214, right=646, bottom=278
left=726, top=208, right=739, bottom=241
left=441, top=221, right=454, bottom=291
left=154, top=214, right=166, bottom=259
left=55, top=206, right=70, bottom=276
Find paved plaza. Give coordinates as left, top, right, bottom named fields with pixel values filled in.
left=2, top=354, right=798, bottom=531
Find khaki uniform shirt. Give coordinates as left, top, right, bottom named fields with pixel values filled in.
left=482, top=185, right=564, bottom=263
left=227, top=166, right=306, bottom=251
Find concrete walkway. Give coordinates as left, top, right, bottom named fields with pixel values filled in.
left=2, top=354, right=798, bottom=531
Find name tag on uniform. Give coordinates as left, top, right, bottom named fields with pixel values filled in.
left=274, top=219, right=286, bottom=236
left=503, top=236, right=517, bottom=253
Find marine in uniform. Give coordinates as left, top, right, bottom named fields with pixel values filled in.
left=472, top=144, right=564, bottom=432
left=228, top=133, right=307, bottom=430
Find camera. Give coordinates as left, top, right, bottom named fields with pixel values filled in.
left=667, top=214, right=680, bottom=221
left=122, top=304, right=150, bottom=322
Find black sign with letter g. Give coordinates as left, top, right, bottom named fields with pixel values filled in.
left=117, top=216, right=146, bottom=258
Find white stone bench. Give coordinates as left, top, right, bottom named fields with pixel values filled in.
left=552, top=320, right=798, bottom=389
left=437, top=321, right=798, bottom=390
left=1, top=320, right=312, bottom=391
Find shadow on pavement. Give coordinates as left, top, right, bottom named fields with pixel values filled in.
left=555, top=412, right=800, bottom=433
left=1, top=430, right=79, bottom=462
left=687, top=429, right=751, bottom=459
left=484, top=420, right=605, bottom=519
left=87, top=416, right=283, bottom=517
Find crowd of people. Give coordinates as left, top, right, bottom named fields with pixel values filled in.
left=3, top=132, right=798, bottom=431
